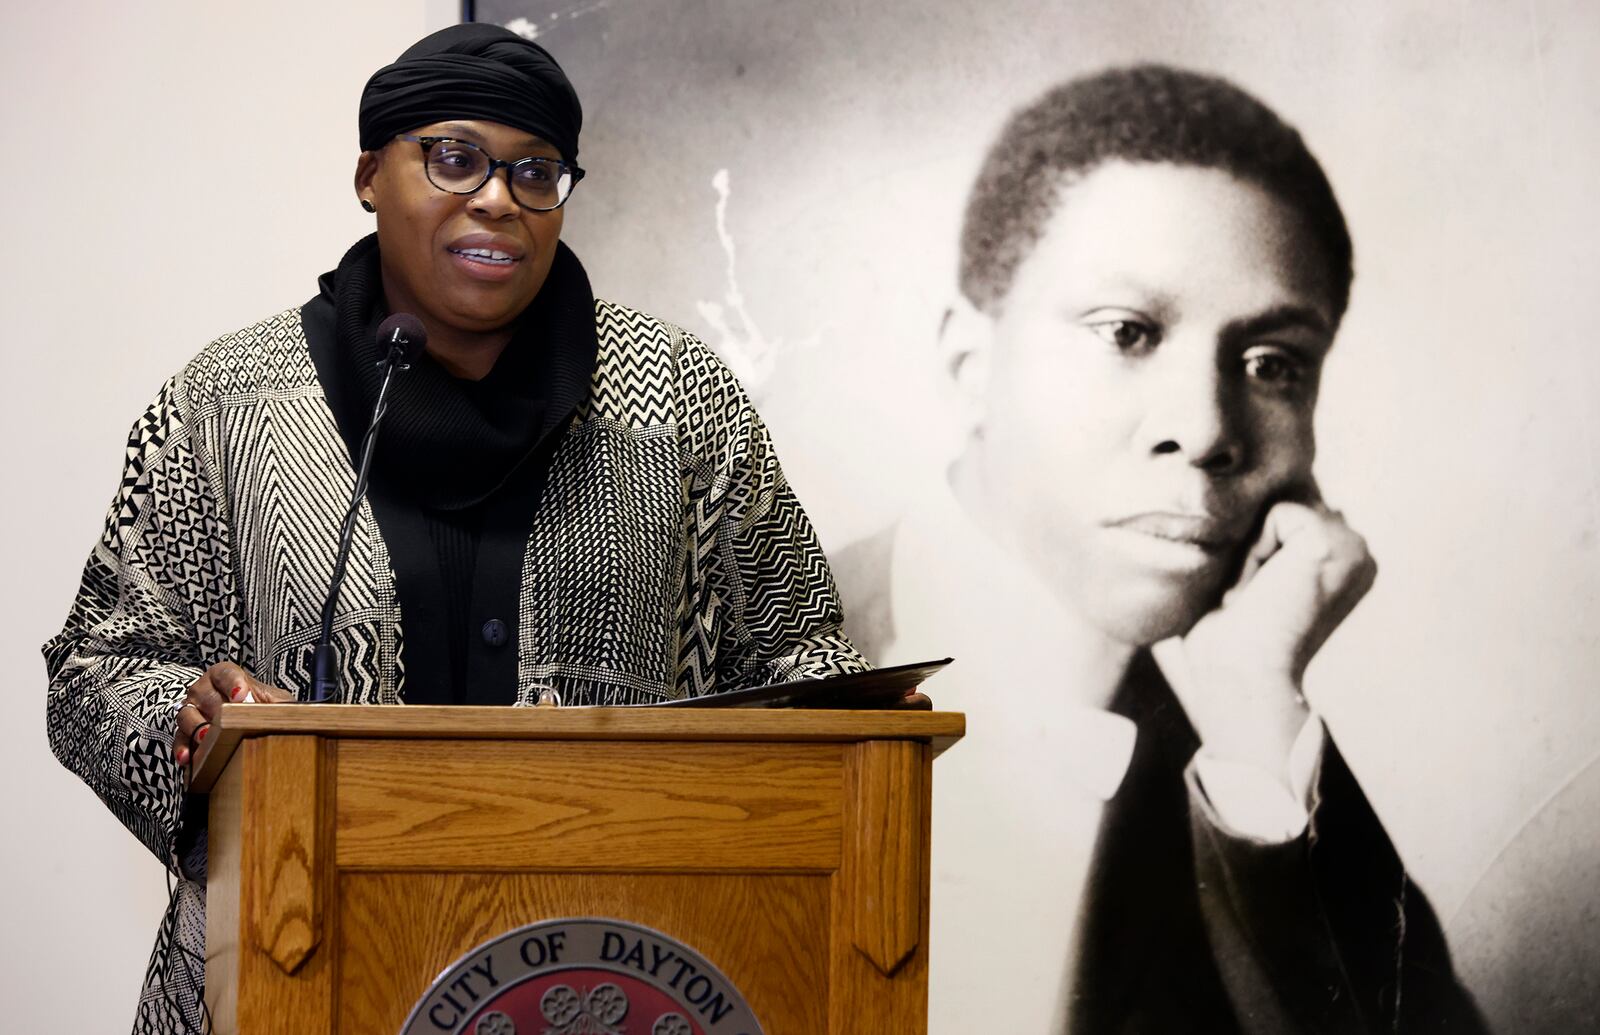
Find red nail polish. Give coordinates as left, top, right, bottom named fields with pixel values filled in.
left=231, top=685, right=246, bottom=702
left=175, top=747, right=189, bottom=764
left=195, top=726, right=209, bottom=743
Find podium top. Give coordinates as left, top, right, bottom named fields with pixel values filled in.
left=189, top=704, right=965, bottom=791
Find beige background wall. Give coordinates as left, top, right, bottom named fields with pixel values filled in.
left=2, top=0, right=1597, bottom=1031
left=0, top=1, right=454, bottom=1029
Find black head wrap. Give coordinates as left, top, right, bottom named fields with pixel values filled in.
left=359, top=23, right=583, bottom=165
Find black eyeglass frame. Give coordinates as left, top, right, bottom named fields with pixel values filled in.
left=397, top=134, right=586, bottom=212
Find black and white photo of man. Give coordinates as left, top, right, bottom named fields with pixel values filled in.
left=834, top=65, right=1485, bottom=1032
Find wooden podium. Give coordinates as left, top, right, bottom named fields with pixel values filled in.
left=190, top=705, right=964, bottom=1035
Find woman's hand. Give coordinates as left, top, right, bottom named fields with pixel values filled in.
left=173, top=661, right=296, bottom=767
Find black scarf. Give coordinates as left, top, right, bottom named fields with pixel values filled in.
left=324, top=232, right=596, bottom=510
left=303, top=233, right=598, bottom=704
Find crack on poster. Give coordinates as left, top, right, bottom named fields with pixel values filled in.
left=696, top=168, right=808, bottom=400
left=504, top=1, right=612, bottom=41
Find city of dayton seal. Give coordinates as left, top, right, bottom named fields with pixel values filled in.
left=398, top=918, right=765, bottom=1035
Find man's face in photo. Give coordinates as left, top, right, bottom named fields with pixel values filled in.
left=957, top=160, right=1339, bottom=645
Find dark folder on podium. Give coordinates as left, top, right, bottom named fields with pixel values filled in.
left=648, top=657, right=952, bottom=709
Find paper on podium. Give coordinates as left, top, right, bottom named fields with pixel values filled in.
left=647, top=658, right=953, bottom=709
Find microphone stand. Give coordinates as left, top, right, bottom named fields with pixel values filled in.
left=310, top=328, right=419, bottom=702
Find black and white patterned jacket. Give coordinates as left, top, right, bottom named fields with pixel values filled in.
left=43, top=299, right=865, bottom=1032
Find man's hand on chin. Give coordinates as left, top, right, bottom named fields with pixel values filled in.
left=1154, top=495, right=1378, bottom=785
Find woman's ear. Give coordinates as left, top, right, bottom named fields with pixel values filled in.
left=354, top=150, right=381, bottom=212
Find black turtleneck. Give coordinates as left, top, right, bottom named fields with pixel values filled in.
left=301, top=234, right=598, bottom=704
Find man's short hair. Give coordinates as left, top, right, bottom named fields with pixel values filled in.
left=959, top=65, right=1354, bottom=323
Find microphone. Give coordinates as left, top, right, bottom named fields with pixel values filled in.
left=378, top=312, right=429, bottom=367
left=309, top=314, right=428, bottom=703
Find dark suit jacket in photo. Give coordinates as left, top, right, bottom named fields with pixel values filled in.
left=1067, top=650, right=1488, bottom=1034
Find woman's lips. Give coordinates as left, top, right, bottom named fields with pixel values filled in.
left=452, top=246, right=516, bottom=263
left=447, top=246, right=522, bottom=282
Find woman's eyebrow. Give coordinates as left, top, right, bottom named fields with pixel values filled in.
left=435, top=122, right=554, bottom=153
left=432, top=121, right=484, bottom=139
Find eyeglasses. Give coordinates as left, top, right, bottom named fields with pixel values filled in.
left=397, top=135, right=585, bottom=212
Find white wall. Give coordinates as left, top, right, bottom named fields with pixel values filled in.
left=0, top=1, right=454, bottom=1027
left=5, top=1, right=1598, bottom=1030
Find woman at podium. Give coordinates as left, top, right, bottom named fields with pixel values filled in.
left=42, top=23, right=865, bottom=1032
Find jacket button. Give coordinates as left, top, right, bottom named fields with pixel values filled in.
left=480, top=618, right=509, bottom=647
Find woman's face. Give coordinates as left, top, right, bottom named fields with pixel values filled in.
left=355, top=119, right=566, bottom=338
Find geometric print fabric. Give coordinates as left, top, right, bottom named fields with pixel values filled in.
left=44, top=298, right=866, bottom=1032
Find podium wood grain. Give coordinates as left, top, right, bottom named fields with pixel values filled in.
left=335, top=741, right=843, bottom=871
left=201, top=707, right=963, bottom=1034
left=189, top=706, right=963, bottom=792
